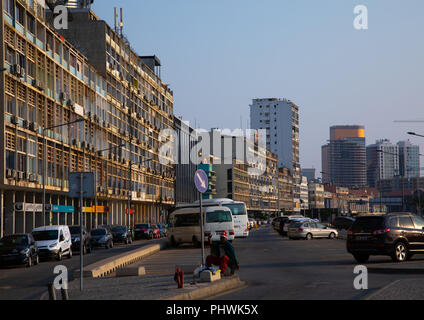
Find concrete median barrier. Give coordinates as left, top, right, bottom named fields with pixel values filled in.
left=75, top=239, right=168, bottom=278
left=163, top=276, right=245, bottom=300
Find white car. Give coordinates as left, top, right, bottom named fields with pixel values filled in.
left=32, top=225, right=72, bottom=261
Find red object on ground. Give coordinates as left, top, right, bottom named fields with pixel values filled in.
left=174, top=268, right=184, bottom=288
left=206, top=255, right=229, bottom=274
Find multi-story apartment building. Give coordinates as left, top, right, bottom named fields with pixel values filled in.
left=366, top=139, right=399, bottom=187
left=398, top=140, right=420, bottom=179
left=0, top=1, right=174, bottom=237
left=322, top=125, right=367, bottom=187
left=299, top=176, right=309, bottom=211
left=250, top=98, right=300, bottom=210
left=214, top=132, right=279, bottom=215
left=173, top=117, right=198, bottom=205
left=278, top=168, right=294, bottom=212
left=308, top=181, right=324, bottom=210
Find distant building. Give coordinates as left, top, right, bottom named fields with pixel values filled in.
left=398, top=140, right=420, bottom=178
left=302, top=168, right=316, bottom=182
left=300, top=176, right=309, bottom=211
left=366, top=139, right=399, bottom=187
left=322, top=126, right=367, bottom=187
left=174, top=117, right=199, bottom=205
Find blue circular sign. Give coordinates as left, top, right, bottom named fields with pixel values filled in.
left=194, top=169, right=209, bottom=194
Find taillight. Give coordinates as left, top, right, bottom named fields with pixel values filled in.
left=348, top=230, right=354, bottom=236
left=373, top=229, right=390, bottom=235
left=230, top=231, right=234, bottom=236
left=298, top=228, right=304, bottom=232
left=245, top=222, right=249, bottom=232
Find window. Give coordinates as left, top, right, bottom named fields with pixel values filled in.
left=4, top=0, right=14, bottom=16
left=16, top=4, right=25, bottom=25
left=412, top=216, right=424, bottom=229
left=6, top=95, right=15, bottom=114
left=27, top=14, right=35, bottom=34
left=6, top=150, right=15, bottom=169
left=398, top=216, right=414, bottom=229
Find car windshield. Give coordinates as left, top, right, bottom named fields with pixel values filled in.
left=350, top=217, right=385, bottom=233
left=223, top=203, right=246, bottom=216
left=91, top=229, right=106, bottom=236
left=135, top=224, right=149, bottom=229
left=0, top=235, right=28, bottom=246
left=69, top=227, right=81, bottom=235
left=32, top=230, right=58, bottom=241
left=206, top=211, right=232, bottom=223
left=112, top=226, right=126, bottom=232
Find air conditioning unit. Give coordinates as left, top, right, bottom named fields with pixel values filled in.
left=66, top=99, right=74, bottom=107
left=6, top=168, right=14, bottom=178
left=13, top=64, right=21, bottom=76
left=72, top=139, right=77, bottom=146
left=22, top=120, right=28, bottom=129
left=29, top=174, right=37, bottom=182
left=29, top=122, right=38, bottom=132
left=14, top=203, right=24, bottom=212
left=17, top=171, right=24, bottom=180
left=20, top=68, right=25, bottom=77
left=59, top=92, right=67, bottom=101
left=11, top=116, right=18, bottom=125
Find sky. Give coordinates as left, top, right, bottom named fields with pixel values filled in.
left=92, top=0, right=424, bottom=174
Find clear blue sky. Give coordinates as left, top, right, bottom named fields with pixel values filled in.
left=92, top=0, right=424, bottom=173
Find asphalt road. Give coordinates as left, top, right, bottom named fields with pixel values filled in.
left=216, top=225, right=423, bottom=300
left=0, top=238, right=164, bottom=300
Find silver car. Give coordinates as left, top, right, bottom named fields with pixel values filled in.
left=288, top=221, right=338, bottom=240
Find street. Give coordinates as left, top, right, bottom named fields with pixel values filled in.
left=0, top=238, right=163, bottom=300
left=215, top=225, right=423, bottom=300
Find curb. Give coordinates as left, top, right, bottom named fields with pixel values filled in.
left=368, top=266, right=424, bottom=275
left=162, top=276, right=245, bottom=300
left=363, top=279, right=402, bottom=300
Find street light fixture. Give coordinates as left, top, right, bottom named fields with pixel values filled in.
left=42, top=118, right=85, bottom=226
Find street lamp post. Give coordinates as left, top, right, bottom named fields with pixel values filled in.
left=42, top=118, right=84, bottom=226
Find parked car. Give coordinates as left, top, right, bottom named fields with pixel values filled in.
left=134, top=224, right=154, bottom=239
left=111, top=225, right=133, bottom=244
left=347, top=212, right=424, bottom=263
left=69, top=226, right=92, bottom=255
left=157, top=224, right=167, bottom=237
left=32, top=226, right=72, bottom=261
left=0, top=234, right=39, bottom=267
left=333, top=216, right=356, bottom=230
left=90, top=228, right=113, bottom=249
left=98, top=225, right=112, bottom=233
left=151, top=225, right=161, bottom=239
left=288, top=221, right=338, bottom=240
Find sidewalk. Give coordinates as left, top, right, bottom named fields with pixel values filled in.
left=43, top=244, right=245, bottom=300
left=366, top=278, right=424, bottom=300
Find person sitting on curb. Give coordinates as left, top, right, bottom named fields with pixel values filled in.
left=205, top=231, right=239, bottom=276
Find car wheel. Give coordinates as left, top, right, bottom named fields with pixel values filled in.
left=26, top=256, right=32, bottom=268
left=305, top=233, right=313, bottom=241
left=329, top=233, right=336, bottom=239
left=392, top=242, right=408, bottom=262
left=57, top=250, right=62, bottom=261
left=170, top=236, right=179, bottom=248
left=68, top=248, right=73, bottom=259
left=353, top=254, right=370, bottom=263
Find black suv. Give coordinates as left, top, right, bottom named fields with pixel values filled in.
left=69, top=226, right=92, bottom=255
left=347, top=212, right=424, bottom=263
left=111, top=225, right=133, bottom=244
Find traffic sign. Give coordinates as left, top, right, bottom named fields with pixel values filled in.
left=194, top=169, right=208, bottom=194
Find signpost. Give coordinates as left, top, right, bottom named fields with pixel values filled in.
left=194, top=169, right=208, bottom=266
left=69, top=172, right=95, bottom=292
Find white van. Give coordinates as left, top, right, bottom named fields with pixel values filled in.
left=178, top=198, right=249, bottom=238
left=168, top=206, right=235, bottom=247
left=32, top=226, right=72, bottom=261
